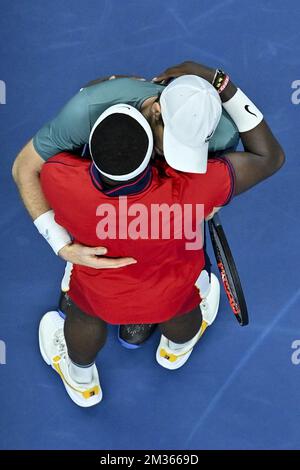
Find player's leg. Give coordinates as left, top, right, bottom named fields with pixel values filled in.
left=61, top=293, right=107, bottom=369
left=39, top=294, right=106, bottom=407
left=160, top=305, right=203, bottom=344
left=156, top=271, right=220, bottom=370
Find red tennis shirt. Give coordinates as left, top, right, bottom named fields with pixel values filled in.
left=41, top=153, right=234, bottom=324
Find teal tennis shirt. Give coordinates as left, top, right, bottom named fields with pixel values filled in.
left=33, top=78, right=239, bottom=160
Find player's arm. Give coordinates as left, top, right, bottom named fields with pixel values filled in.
left=12, top=144, right=135, bottom=269
left=219, top=80, right=285, bottom=195
left=12, top=142, right=136, bottom=269
left=12, top=139, right=50, bottom=219
left=154, top=61, right=285, bottom=194
left=12, top=74, right=114, bottom=218
left=12, top=83, right=99, bottom=217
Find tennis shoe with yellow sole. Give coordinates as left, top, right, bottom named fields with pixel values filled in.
left=39, top=311, right=102, bottom=407
left=156, top=273, right=220, bottom=370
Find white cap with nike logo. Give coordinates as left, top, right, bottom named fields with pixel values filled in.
left=160, top=75, right=222, bottom=174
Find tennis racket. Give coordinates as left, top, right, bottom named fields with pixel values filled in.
left=208, top=214, right=249, bottom=326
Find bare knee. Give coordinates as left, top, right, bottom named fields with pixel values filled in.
left=159, top=307, right=202, bottom=343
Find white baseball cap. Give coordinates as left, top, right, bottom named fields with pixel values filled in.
left=160, top=75, right=222, bottom=174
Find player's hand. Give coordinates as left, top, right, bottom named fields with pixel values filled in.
left=58, top=243, right=137, bottom=269
left=152, top=61, right=215, bottom=85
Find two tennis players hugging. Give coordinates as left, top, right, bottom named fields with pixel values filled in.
left=12, top=60, right=284, bottom=407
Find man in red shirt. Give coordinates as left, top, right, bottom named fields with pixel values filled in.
left=38, top=68, right=284, bottom=407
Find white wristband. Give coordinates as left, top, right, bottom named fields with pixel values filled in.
left=34, top=210, right=72, bottom=255
left=222, top=88, right=263, bottom=133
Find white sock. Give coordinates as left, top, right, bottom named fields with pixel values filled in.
left=69, top=360, right=94, bottom=384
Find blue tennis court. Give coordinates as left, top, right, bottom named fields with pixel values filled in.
left=1, top=0, right=300, bottom=450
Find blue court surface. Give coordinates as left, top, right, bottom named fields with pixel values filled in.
left=1, top=0, right=300, bottom=450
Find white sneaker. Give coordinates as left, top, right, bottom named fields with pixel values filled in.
left=156, top=273, right=220, bottom=370
left=39, top=311, right=102, bottom=407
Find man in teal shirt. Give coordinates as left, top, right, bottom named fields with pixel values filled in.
left=33, top=76, right=238, bottom=160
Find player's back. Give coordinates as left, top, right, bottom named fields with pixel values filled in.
left=40, top=152, right=233, bottom=324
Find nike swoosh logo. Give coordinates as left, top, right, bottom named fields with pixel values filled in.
left=245, top=105, right=257, bottom=117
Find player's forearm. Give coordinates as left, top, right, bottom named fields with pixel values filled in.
left=12, top=139, right=52, bottom=220
left=13, top=145, right=73, bottom=254
left=221, top=79, right=285, bottom=167
left=13, top=167, right=51, bottom=220
left=237, top=119, right=285, bottom=167
left=219, top=79, right=238, bottom=103
left=221, top=80, right=285, bottom=194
